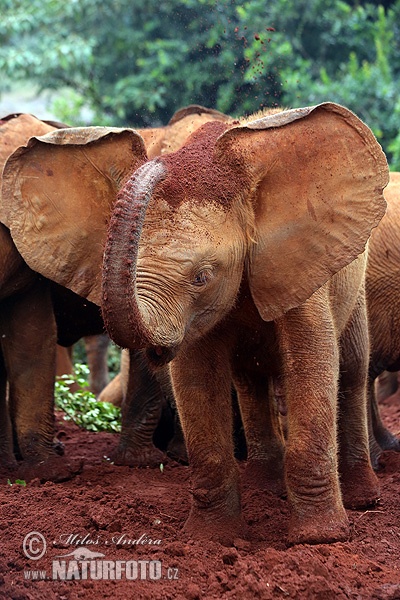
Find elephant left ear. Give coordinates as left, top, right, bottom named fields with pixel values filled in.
left=1, top=126, right=147, bottom=305
left=0, top=113, right=57, bottom=172
left=215, top=102, right=389, bottom=321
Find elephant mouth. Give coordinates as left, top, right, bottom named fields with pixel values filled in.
left=146, top=345, right=178, bottom=368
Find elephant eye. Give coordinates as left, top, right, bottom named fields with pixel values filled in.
left=192, top=269, right=212, bottom=286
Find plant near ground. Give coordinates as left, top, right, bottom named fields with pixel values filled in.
left=55, top=363, right=121, bottom=433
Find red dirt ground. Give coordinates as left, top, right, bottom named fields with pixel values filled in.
left=1, top=394, right=399, bottom=600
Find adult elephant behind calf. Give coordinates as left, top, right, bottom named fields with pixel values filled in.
left=366, top=172, right=400, bottom=465
left=0, top=116, right=106, bottom=479
left=0, top=114, right=77, bottom=478
left=2, top=103, right=388, bottom=545
left=0, top=107, right=228, bottom=475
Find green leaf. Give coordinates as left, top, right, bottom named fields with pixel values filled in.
left=54, top=363, right=121, bottom=433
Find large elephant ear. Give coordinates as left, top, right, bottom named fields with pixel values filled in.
left=1, top=126, right=147, bottom=305
left=215, top=102, right=389, bottom=321
left=0, top=113, right=56, bottom=173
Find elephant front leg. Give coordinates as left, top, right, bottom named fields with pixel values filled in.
left=110, top=349, right=166, bottom=467
left=277, top=292, right=349, bottom=545
left=338, top=293, right=380, bottom=506
left=170, top=339, right=246, bottom=544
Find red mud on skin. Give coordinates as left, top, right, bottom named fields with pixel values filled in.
left=0, top=397, right=399, bottom=600
left=159, top=121, right=250, bottom=210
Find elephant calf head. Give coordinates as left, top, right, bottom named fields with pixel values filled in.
left=101, top=104, right=388, bottom=363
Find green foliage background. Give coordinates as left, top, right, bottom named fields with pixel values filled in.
left=0, top=0, right=399, bottom=167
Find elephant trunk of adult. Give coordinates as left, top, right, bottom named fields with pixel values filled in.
left=102, top=160, right=167, bottom=351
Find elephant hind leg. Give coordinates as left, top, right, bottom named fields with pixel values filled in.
left=368, top=377, right=400, bottom=468
left=233, top=371, right=285, bottom=496
left=83, top=334, right=110, bottom=396
left=109, top=349, right=166, bottom=467
left=0, top=343, right=17, bottom=469
left=338, top=292, right=380, bottom=508
left=375, top=370, right=399, bottom=403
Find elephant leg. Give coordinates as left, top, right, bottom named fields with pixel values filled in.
left=84, top=334, right=110, bottom=396
left=154, top=363, right=187, bottom=463
left=170, top=337, right=246, bottom=544
left=55, top=345, right=80, bottom=394
left=276, top=291, right=349, bottom=545
left=338, top=293, right=380, bottom=507
left=375, top=370, right=399, bottom=403
left=368, top=376, right=400, bottom=463
left=0, top=281, right=81, bottom=481
left=367, top=378, right=385, bottom=470
left=110, top=349, right=165, bottom=467
left=233, top=371, right=285, bottom=495
left=55, top=345, right=74, bottom=377
left=98, top=372, right=123, bottom=406
left=0, top=345, right=16, bottom=469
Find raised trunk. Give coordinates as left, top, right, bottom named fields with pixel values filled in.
left=102, top=160, right=167, bottom=349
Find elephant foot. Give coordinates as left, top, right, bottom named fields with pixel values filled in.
left=0, top=441, right=18, bottom=471
left=0, top=455, right=18, bottom=472
left=17, top=455, right=84, bottom=483
left=243, top=458, right=286, bottom=496
left=288, top=507, right=350, bottom=545
left=166, top=435, right=188, bottom=464
left=340, top=463, right=380, bottom=509
left=183, top=508, right=248, bottom=546
left=183, top=475, right=246, bottom=545
left=110, top=443, right=166, bottom=467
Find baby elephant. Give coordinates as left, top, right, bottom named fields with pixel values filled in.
left=3, top=103, right=387, bottom=545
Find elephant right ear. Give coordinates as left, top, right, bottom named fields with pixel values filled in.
left=1, top=126, right=147, bottom=305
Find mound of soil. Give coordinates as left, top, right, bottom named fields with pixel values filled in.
left=1, top=394, right=399, bottom=600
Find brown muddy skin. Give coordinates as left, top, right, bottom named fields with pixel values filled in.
left=156, top=121, right=248, bottom=210
left=0, top=114, right=118, bottom=479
